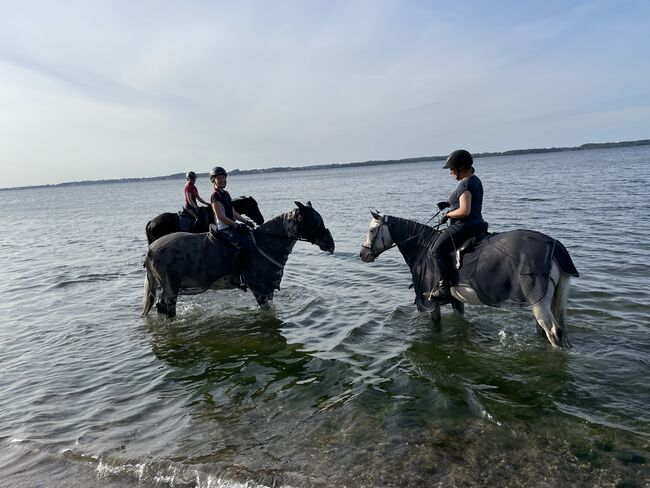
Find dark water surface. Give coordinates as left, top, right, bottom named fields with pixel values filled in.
left=1, top=147, right=649, bottom=487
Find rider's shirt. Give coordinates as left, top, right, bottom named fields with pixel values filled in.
left=448, top=174, right=485, bottom=227
left=184, top=181, right=199, bottom=208
left=211, top=188, right=234, bottom=230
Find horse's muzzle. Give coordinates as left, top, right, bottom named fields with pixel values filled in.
left=316, top=229, right=335, bottom=254
left=359, top=246, right=375, bottom=262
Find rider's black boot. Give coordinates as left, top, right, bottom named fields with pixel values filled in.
left=231, top=251, right=247, bottom=291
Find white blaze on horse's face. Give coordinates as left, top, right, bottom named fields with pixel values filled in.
left=360, top=215, right=393, bottom=262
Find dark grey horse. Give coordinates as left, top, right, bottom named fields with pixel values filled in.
left=145, top=196, right=265, bottom=244
left=359, top=212, right=579, bottom=348
left=143, top=201, right=335, bottom=317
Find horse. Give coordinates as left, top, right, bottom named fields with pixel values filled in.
left=143, top=201, right=335, bottom=318
left=359, top=211, right=579, bottom=348
left=145, top=196, right=265, bottom=244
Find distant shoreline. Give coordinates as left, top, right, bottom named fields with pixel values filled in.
left=2, top=138, right=649, bottom=191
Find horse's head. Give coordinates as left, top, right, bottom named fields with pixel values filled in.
left=360, top=210, right=394, bottom=262
left=294, top=201, right=335, bottom=253
left=234, top=196, right=265, bottom=225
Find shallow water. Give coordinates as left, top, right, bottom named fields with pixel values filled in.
left=1, top=146, right=649, bottom=487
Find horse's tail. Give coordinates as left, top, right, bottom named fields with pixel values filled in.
left=145, top=220, right=155, bottom=245
left=553, top=240, right=579, bottom=277
left=142, top=255, right=156, bottom=316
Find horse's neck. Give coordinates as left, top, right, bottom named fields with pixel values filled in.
left=232, top=197, right=245, bottom=214
left=200, top=206, right=213, bottom=218
left=254, top=211, right=298, bottom=260
left=389, top=216, right=435, bottom=268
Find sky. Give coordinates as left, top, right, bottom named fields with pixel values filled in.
left=1, top=0, right=649, bottom=188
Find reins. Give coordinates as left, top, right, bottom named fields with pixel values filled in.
left=363, top=210, right=444, bottom=257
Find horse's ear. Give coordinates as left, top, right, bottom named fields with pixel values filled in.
left=295, top=201, right=305, bottom=210
left=371, top=210, right=382, bottom=220
left=306, top=201, right=313, bottom=208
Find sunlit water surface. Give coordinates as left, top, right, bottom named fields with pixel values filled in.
left=1, top=147, right=649, bottom=487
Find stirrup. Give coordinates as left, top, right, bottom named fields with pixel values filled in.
left=426, top=281, right=451, bottom=301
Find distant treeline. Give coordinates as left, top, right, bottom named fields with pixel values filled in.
left=2, top=138, right=649, bottom=191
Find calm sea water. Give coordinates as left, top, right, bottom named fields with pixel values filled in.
left=1, top=146, right=649, bottom=487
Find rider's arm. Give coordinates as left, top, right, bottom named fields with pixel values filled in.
left=446, top=191, right=472, bottom=219
left=196, top=195, right=210, bottom=206
left=233, top=211, right=254, bottom=227
left=212, top=202, right=238, bottom=227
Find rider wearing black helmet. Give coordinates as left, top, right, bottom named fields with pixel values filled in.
left=429, top=149, right=488, bottom=301
left=183, top=171, right=209, bottom=225
left=209, top=166, right=256, bottom=285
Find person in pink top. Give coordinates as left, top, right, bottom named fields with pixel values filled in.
left=183, top=171, right=210, bottom=223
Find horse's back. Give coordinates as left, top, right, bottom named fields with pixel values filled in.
left=479, top=229, right=578, bottom=276
left=455, top=229, right=577, bottom=306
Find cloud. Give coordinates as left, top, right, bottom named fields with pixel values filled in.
left=1, top=1, right=649, bottom=188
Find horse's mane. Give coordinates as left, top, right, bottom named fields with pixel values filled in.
left=254, top=209, right=297, bottom=237
left=386, top=216, right=437, bottom=267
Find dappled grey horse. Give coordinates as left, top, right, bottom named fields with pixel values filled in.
left=359, top=212, right=579, bottom=348
left=143, top=201, right=334, bottom=317
left=145, top=196, right=265, bottom=244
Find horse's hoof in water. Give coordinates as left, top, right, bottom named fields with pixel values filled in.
left=430, top=305, right=441, bottom=324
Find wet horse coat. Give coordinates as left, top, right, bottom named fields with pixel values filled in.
left=143, top=202, right=334, bottom=317
left=360, top=213, right=579, bottom=347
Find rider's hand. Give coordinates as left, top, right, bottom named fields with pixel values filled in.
left=441, top=214, right=449, bottom=224
left=234, top=222, right=248, bottom=232
left=244, top=219, right=255, bottom=229
left=437, top=201, right=450, bottom=210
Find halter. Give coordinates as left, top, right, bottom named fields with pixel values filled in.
left=249, top=214, right=331, bottom=268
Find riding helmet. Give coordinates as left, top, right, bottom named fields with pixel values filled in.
left=210, top=166, right=227, bottom=179
left=186, top=171, right=196, bottom=180
left=443, top=149, right=473, bottom=170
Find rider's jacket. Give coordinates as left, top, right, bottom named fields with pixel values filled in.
left=211, top=188, right=234, bottom=230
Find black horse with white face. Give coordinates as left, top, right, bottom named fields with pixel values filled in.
left=360, top=211, right=579, bottom=348
left=145, top=196, right=265, bottom=244
left=143, top=201, right=335, bottom=318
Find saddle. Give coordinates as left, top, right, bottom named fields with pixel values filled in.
left=453, top=222, right=489, bottom=270
left=208, top=224, right=240, bottom=254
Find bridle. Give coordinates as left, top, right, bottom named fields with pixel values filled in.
left=362, top=211, right=444, bottom=259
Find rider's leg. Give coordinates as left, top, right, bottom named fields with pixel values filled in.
left=218, top=228, right=250, bottom=289
left=429, top=229, right=455, bottom=299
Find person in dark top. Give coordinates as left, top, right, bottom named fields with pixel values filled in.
left=429, top=149, right=488, bottom=300
left=209, top=166, right=255, bottom=285
left=183, top=171, right=209, bottom=224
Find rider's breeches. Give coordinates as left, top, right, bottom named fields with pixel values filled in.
left=430, top=224, right=479, bottom=283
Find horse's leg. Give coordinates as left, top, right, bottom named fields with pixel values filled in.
left=154, top=273, right=180, bottom=318
left=530, top=268, right=567, bottom=347
left=429, top=303, right=441, bottom=324
left=451, top=299, right=464, bottom=316
left=156, top=294, right=178, bottom=318
left=552, top=271, right=572, bottom=346
left=142, top=266, right=156, bottom=316
left=254, top=292, right=273, bottom=311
